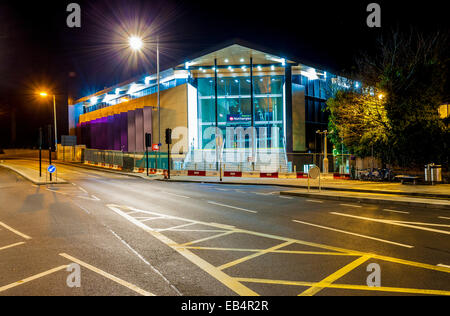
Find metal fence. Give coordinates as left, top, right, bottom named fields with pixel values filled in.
left=84, top=149, right=185, bottom=171
left=288, top=153, right=352, bottom=174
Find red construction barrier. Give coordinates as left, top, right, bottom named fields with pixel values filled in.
left=188, top=170, right=207, bottom=176
left=297, top=172, right=308, bottom=179
left=333, top=173, right=351, bottom=180
left=224, top=171, right=243, bottom=178
left=260, top=172, right=279, bottom=178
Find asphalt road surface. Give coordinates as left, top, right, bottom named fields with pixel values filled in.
left=1, top=160, right=449, bottom=296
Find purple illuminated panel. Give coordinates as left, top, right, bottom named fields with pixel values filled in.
left=120, top=112, right=128, bottom=152
left=127, top=110, right=136, bottom=152
left=107, top=116, right=114, bottom=150
left=135, top=108, right=144, bottom=152
left=113, top=114, right=121, bottom=151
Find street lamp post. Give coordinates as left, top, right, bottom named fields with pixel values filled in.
left=39, top=92, right=58, bottom=151
left=129, top=35, right=160, bottom=172
left=316, top=130, right=329, bottom=174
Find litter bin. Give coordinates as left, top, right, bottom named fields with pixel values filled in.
left=425, top=164, right=442, bottom=183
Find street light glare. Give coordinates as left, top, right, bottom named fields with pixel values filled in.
left=129, top=36, right=143, bottom=51
left=39, top=92, right=48, bottom=97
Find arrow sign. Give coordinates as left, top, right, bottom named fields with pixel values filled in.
left=47, top=165, right=56, bottom=174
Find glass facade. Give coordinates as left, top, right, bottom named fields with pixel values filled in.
left=195, top=75, right=284, bottom=150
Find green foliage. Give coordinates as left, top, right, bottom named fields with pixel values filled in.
left=327, top=29, right=449, bottom=168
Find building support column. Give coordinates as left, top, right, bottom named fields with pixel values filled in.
left=250, top=57, right=255, bottom=170
left=285, top=65, right=293, bottom=154
left=214, top=58, right=219, bottom=171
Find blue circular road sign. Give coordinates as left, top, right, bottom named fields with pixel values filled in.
left=47, top=165, right=56, bottom=174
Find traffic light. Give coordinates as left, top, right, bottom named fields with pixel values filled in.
left=145, top=133, right=152, bottom=148
left=165, top=128, right=172, bottom=145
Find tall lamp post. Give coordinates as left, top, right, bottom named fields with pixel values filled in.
left=128, top=35, right=160, bottom=171
left=39, top=92, right=58, bottom=151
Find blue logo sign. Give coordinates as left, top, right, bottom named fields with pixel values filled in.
left=47, top=165, right=56, bottom=174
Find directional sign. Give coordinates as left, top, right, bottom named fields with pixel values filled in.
left=47, top=165, right=56, bottom=174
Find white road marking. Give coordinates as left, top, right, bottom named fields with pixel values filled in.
left=331, top=212, right=450, bottom=235
left=293, top=220, right=414, bottom=248
left=59, top=253, right=155, bottom=296
left=163, top=191, right=191, bottom=199
left=340, top=204, right=362, bottom=208
left=383, top=209, right=410, bottom=214
left=307, top=200, right=324, bottom=203
left=0, top=265, right=68, bottom=293
left=0, top=221, right=31, bottom=240
left=78, top=186, right=88, bottom=194
left=72, top=202, right=91, bottom=214
left=207, top=201, right=258, bottom=214
left=109, top=229, right=182, bottom=296
left=279, top=196, right=294, bottom=200
left=439, top=217, right=450, bottom=220
left=438, top=264, right=450, bottom=269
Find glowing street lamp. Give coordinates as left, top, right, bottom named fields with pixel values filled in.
left=128, top=36, right=143, bottom=51
left=39, top=91, right=58, bottom=150
left=127, top=34, right=161, bottom=169
left=378, top=93, right=385, bottom=100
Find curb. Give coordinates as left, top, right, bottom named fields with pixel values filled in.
left=280, top=191, right=450, bottom=211
left=0, top=164, right=69, bottom=185
left=158, top=178, right=450, bottom=200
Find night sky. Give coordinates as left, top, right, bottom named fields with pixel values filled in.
left=0, top=0, right=448, bottom=147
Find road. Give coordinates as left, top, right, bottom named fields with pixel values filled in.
left=0, top=160, right=450, bottom=296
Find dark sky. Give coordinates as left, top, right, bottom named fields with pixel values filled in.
left=0, top=0, right=448, bottom=147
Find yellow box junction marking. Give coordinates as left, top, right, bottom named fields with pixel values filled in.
left=107, top=204, right=450, bottom=296
left=299, top=255, right=372, bottom=296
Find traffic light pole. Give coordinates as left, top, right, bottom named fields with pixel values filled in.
left=39, top=127, right=42, bottom=177
left=48, top=124, right=52, bottom=181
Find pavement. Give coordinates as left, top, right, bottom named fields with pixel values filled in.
left=0, top=160, right=67, bottom=184
left=6, top=159, right=448, bottom=210
left=0, top=158, right=450, bottom=296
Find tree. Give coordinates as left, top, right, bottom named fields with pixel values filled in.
left=327, top=28, right=449, bottom=168
left=327, top=89, right=390, bottom=158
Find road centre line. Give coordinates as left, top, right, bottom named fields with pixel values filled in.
left=307, top=200, right=324, bottom=203
left=0, top=221, right=32, bottom=240
left=207, top=201, right=258, bottom=214
left=109, top=229, right=182, bottom=296
left=163, top=191, right=191, bottom=199
left=331, top=212, right=450, bottom=235
left=293, top=220, right=413, bottom=248
left=439, top=217, right=450, bottom=220
left=383, top=209, right=410, bottom=214
left=340, top=204, right=362, bottom=208
left=0, top=265, right=68, bottom=293
left=59, top=253, right=155, bottom=296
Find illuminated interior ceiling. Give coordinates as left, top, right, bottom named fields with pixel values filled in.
left=181, top=44, right=295, bottom=68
